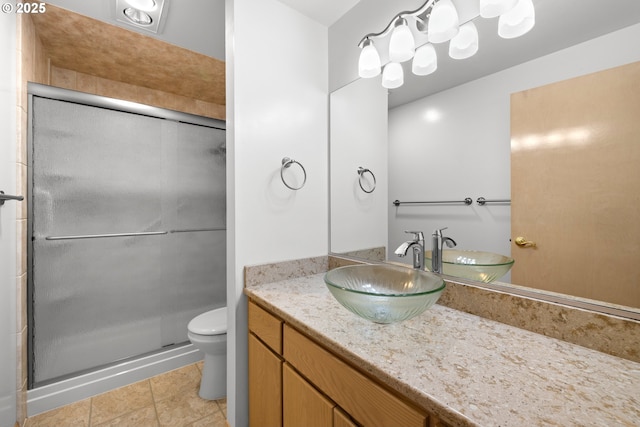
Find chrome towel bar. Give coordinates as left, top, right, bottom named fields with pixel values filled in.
left=393, top=198, right=473, bottom=206
left=476, top=197, right=511, bottom=205
left=0, top=190, right=24, bottom=206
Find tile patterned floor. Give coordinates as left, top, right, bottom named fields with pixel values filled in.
left=24, top=362, right=227, bottom=427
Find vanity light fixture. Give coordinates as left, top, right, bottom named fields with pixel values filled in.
left=115, top=0, right=167, bottom=33
left=382, top=62, right=404, bottom=89
left=357, top=0, right=536, bottom=87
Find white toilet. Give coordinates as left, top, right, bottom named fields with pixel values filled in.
left=187, top=307, right=227, bottom=400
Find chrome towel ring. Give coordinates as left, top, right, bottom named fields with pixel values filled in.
left=357, top=167, right=376, bottom=193
left=281, top=157, right=307, bottom=190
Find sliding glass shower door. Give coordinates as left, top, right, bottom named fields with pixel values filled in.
left=28, top=84, right=226, bottom=387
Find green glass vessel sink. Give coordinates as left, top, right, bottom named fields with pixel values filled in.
left=324, top=264, right=445, bottom=324
left=425, top=250, right=514, bottom=283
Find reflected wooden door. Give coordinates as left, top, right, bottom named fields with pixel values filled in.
left=511, top=61, right=640, bottom=308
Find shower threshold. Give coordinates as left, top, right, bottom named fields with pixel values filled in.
left=26, top=342, right=202, bottom=417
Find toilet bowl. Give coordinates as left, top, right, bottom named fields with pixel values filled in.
left=187, top=307, right=227, bottom=400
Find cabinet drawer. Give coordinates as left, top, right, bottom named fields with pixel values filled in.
left=284, top=325, right=426, bottom=427
left=248, top=301, right=283, bottom=354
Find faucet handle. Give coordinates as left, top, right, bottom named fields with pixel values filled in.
left=433, top=227, right=448, bottom=236
left=404, top=230, right=424, bottom=241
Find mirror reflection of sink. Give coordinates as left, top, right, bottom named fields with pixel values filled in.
left=424, top=250, right=515, bottom=283
left=323, top=264, right=445, bottom=324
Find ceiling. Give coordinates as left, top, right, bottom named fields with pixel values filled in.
left=42, top=0, right=640, bottom=109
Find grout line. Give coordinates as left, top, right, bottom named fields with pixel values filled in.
left=148, top=377, right=162, bottom=427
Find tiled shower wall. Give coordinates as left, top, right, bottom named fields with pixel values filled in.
left=15, top=13, right=225, bottom=426
left=16, top=14, right=47, bottom=426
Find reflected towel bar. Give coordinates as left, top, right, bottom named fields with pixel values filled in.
left=45, top=231, right=168, bottom=241
left=0, top=190, right=24, bottom=206
left=476, top=197, right=511, bottom=205
left=393, top=198, right=472, bottom=206
left=170, top=228, right=226, bottom=233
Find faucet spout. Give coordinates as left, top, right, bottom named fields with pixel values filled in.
left=432, top=228, right=456, bottom=274
left=395, top=231, right=425, bottom=270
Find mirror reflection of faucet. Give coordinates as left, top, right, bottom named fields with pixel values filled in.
left=432, top=227, right=457, bottom=274
left=394, top=231, right=425, bottom=270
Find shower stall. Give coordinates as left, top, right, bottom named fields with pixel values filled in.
left=26, top=84, right=226, bottom=397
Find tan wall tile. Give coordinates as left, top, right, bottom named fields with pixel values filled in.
left=16, top=163, right=27, bottom=219
left=50, top=66, right=76, bottom=90
left=75, top=71, right=97, bottom=94
left=16, top=219, right=26, bottom=276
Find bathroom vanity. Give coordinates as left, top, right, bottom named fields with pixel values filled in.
left=245, top=270, right=640, bottom=427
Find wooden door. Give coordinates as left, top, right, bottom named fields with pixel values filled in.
left=511, top=61, right=640, bottom=308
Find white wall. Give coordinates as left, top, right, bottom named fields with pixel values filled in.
left=388, top=23, right=640, bottom=277
left=226, top=0, right=328, bottom=425
left=330, top=77, right=387, bottom=254
left=0, top=13, right=17, bottom=427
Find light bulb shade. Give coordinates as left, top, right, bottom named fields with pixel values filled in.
left=389, top=20, right=415, bottom=62
left=479, top=0, right=518, bottom=18
left=358, top=40, right=382, bottom=78
left=449, top=22, right=479, bottom=59
left=428, top=0, right=460, bottom=43
left=412, top=44, right=438, bottom=76
left=498, top=0, right=535, bottom=39
left=382, top=62, right=404, bottom=89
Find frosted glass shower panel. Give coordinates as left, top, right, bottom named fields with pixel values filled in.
left=31, top=98, right=165, bottom=238
left=175, top=122, right=226, bottom=229
left=29, top=89, right=226, bottom=387
left=31, top=236, right=166, bottom=384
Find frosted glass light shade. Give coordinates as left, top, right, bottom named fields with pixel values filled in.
left=389, top=20, right=415, bottom=62
left=479, top=0, right=518, bottom=18
left=358, top=39, right=382, bottom=78
left=412, top=44, right=438, bottom=76
left=449, top=22, right=478, bottom=59
left=428, top=0, right=459, bottom=43
left=382, top=62, right=404, bottom=89
left=498, top=0, right=535, bottom=39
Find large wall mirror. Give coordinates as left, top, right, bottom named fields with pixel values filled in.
left=328, top=0, right=640, bottom=320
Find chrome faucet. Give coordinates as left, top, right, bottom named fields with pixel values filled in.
left=432, top=227, right=457, bottom=274
left=394, top=231, right=425, bottom=270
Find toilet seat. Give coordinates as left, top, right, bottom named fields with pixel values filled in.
left=188, top=307, right=227, bottom=335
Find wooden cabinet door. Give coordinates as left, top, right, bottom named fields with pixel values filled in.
left=249, top=333, right=282, bottom=427
left=334, top=407, right=359, bottom=427
left=283, top=363, right=334, bottom=427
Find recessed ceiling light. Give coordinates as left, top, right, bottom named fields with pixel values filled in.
left=126, top=0, right=156, bottom=12
left=123, top=7, right=152, bottom=25
left=115, top=0, right=166, bottom=33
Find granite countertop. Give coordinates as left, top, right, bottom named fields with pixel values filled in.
left=245, top=273, right=640, bottom=427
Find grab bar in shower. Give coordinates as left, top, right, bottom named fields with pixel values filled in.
left=45, top=231, right=168, bottom=241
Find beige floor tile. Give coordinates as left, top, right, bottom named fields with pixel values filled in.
left=215, top=398, right=227, bottom=417
left=91, top=405, right=159, bottom=427
left=150, top=364, right=202, bottom=402
left=90, top=380, right=154, bottom=425
left=191, top=409, right=226, bottom=427
left=155, top=384, right=219, bottom=427
left=25, top=399, right=91, bottom=427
